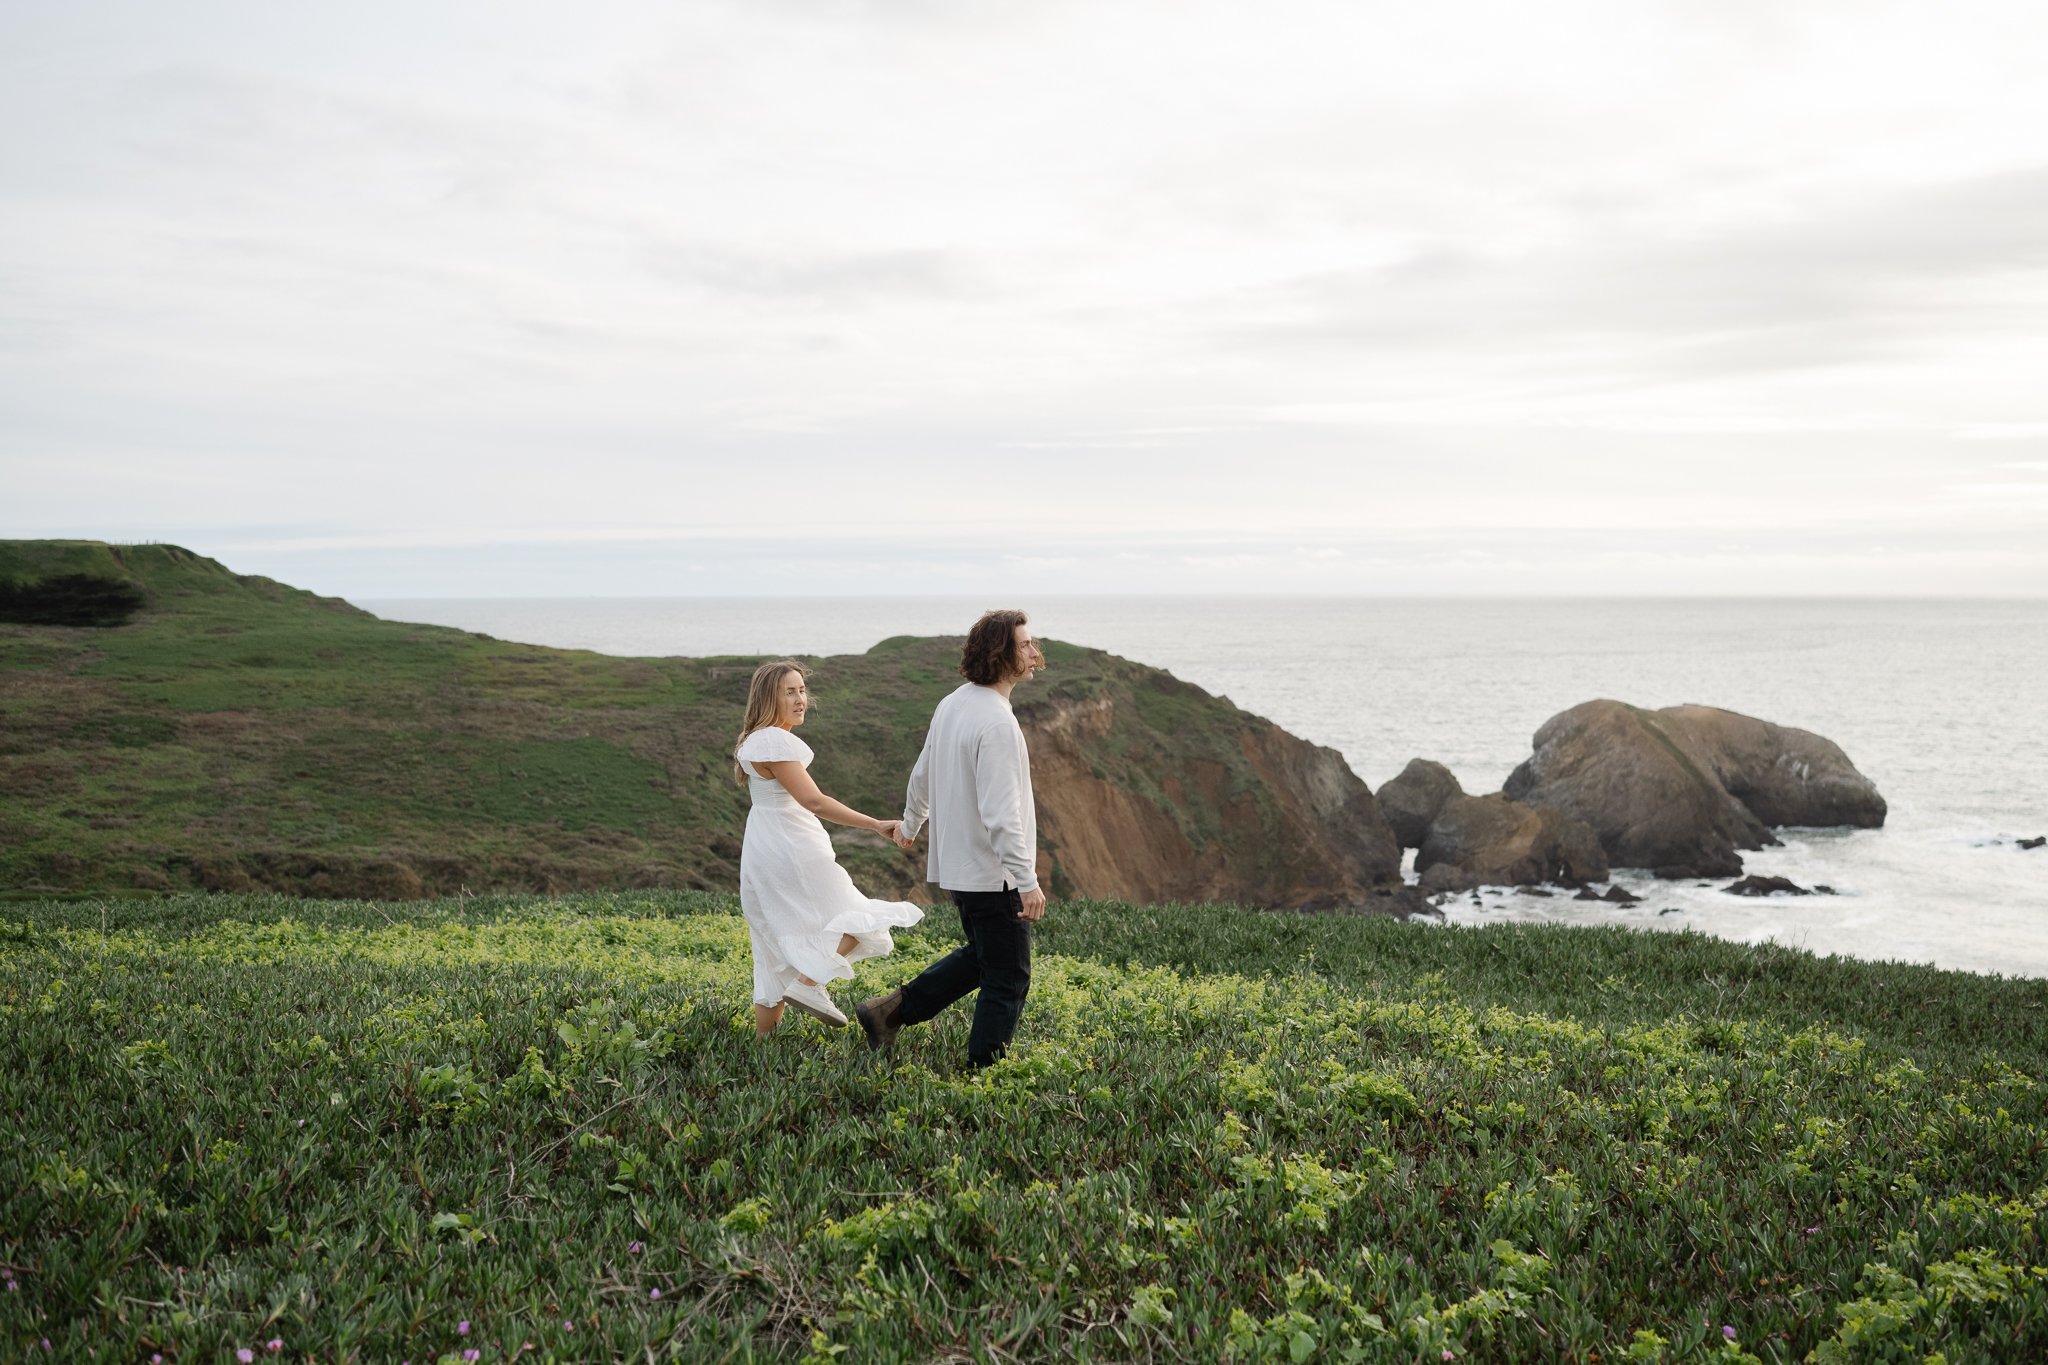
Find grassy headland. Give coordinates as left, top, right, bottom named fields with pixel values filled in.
left=2, top=541, right=1372, bottom=904
left=4, top=892, right=2045, bottom=1361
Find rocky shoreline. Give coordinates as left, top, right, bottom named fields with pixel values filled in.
left=1369, top=700, right=1889, bottom=912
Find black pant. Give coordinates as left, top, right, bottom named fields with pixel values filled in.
left=895, top=887, right=1032, bottom=1067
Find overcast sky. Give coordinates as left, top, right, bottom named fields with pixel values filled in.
left=5, top=0, right=2048, bottom=596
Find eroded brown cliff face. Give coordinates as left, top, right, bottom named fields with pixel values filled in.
left=1018, top=676, right=1402, bottom=910
left=1021, top=693, right=1200, bottom=902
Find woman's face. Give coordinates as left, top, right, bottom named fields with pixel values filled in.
left=774, top=670, right=809, bottom=728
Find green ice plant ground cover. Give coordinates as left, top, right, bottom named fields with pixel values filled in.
left=3, top=894, right=2046, bottom=1363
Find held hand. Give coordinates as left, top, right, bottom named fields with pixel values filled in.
left=876, top=819, right=902, bottom=844
left=1018, top=887, right=1047, bottom=921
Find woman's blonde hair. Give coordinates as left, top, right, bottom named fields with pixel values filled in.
left=732, top=659, right=809, bottom=785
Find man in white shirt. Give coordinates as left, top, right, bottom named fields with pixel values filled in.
left=857, top=610, right=1047, bottom=1067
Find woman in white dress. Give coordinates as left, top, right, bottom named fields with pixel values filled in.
left=733, top=660, right=924, bottom=1036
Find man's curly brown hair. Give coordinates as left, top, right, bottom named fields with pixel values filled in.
left=959, top=609, right=1030, bottom=686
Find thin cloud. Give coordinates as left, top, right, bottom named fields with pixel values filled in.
left=1946, top=482, right=2048, bottom=503
left=1245, top=405, right=1925, bottom=435
left=639, top=241, right=974, bottom=303
left=1960, top=423, right=2048, bottom=440
left=998, top=425, right=1231, bottom=449
left=1219, top=163, right=2048, bottom=380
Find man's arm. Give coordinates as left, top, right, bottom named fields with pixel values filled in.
left=973, top=723, right=1039, bottom=895
left=901, top=727, right=933, bottom=842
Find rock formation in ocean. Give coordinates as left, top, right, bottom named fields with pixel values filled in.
left=1414, top=792, right=1609, bottom=894
left=1503, top=700, right=1886, bottom=879
left=1658, top=704, right=1889, bottom=830
left=1375, top=758, right=1463, bottom=849
left=1722, top=875, right=1813, bottom=897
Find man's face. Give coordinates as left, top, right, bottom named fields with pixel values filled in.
left=1012, top=624, right=1045, bottom=682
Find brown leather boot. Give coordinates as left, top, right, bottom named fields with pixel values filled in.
left=855, top=988, right=904, bottom=1053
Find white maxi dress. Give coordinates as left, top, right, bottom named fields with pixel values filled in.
left=735, top=726, right=924, bottom=1008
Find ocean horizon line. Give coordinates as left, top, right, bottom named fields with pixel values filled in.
left=357, top=590, right=2048, bottom=604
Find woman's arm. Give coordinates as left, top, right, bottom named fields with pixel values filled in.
left=759, top=760, right=900, bottom=838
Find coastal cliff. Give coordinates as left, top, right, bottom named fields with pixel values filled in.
left=0, top=541, right=1401, bottom=909
left=1019, top=664, right=1400, bottom=907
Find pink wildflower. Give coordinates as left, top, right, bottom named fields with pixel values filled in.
left=650, top=1288, right=661, bottom=1300
left=237, top=1351, right=254, bottom=1364
left=458, top=1321, right=471, bottom=1335
left=464, top=1353, right=480, bottom=1363
left=563, top=1320, right=574, bottom=1331
left=628, top=1240, right=643, bottom=1254
left=268, top=1339, right=284, bottom=1352
left=1723, top=1326, right=1738, bottom=1340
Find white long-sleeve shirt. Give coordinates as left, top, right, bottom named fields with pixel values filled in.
left=901, top=682, right=1038, bottom=893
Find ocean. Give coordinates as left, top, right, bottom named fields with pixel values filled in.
left=357, top=596, right=2048, bottom=979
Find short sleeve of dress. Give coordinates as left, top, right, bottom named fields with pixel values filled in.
left=736, top=727, right=813, bottom=766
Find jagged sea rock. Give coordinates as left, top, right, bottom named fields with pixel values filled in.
left=1414, top=792, right=1609, bottom=895
left=1504, top=700, right=1882, bottom=879
left=1375, top=759, right=1464, bottom=849
left=1307, top=883, right=1438, bottom=919
left=1367, top=884, right=1439, bottom=918
left=1723, top=875, right=1813, bottom=897
left=1499, top=699, right=1875, bottom=879
left=1504, top=700, right=1763, bottom=878
left=1658, top=705, right=1888, bottom=830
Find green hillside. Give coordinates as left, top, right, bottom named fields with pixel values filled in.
left=4, top=891, right=2044, bottom=1361
left=0, top=541, right=1347, bottom=903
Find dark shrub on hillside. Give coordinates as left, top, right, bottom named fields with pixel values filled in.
left=0, top=574, right=147, bottom=626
